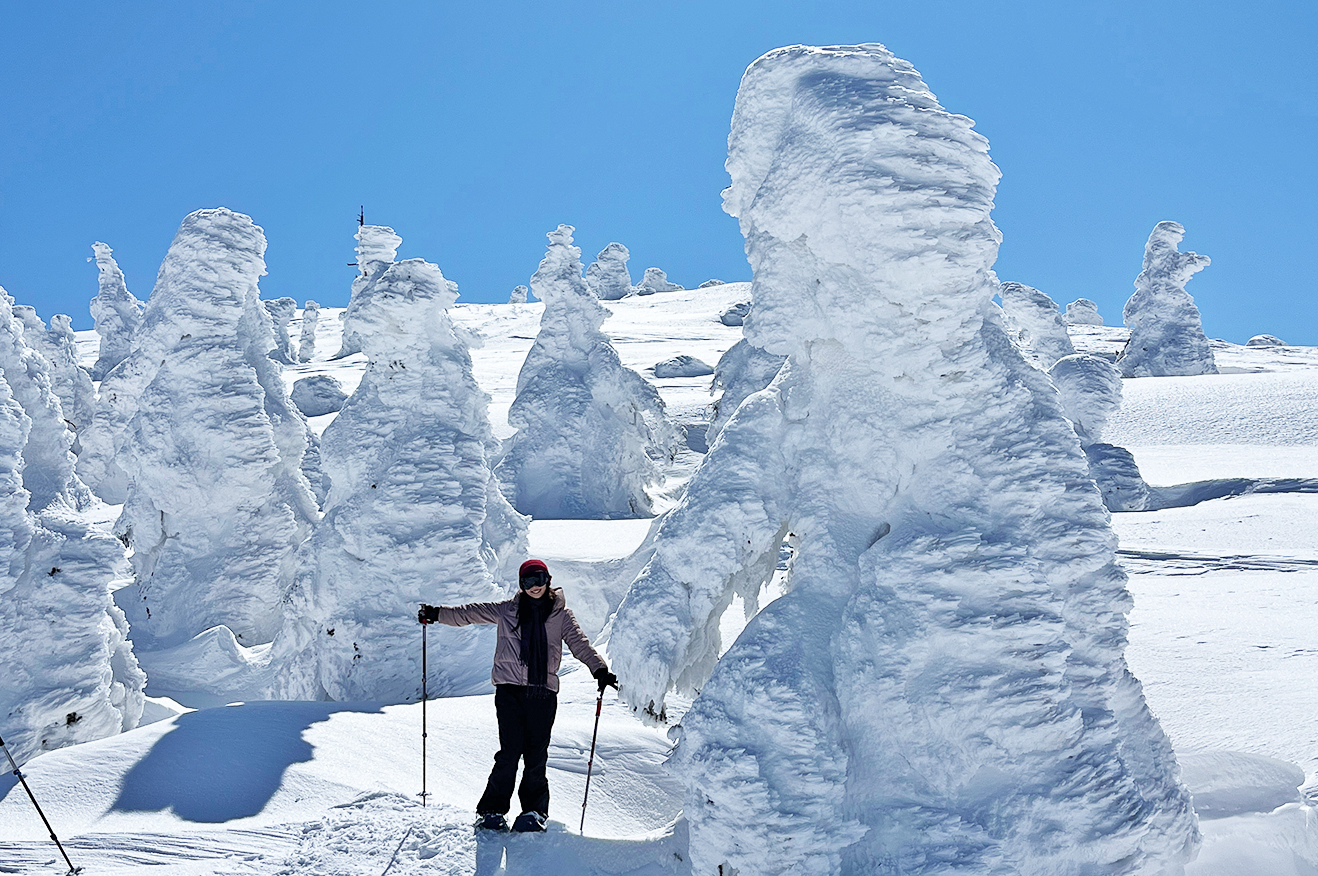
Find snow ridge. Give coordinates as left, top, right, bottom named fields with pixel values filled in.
left=610, top=43, right=1197, bottom=876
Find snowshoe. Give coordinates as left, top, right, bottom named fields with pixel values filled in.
left=476, top=812, right=509, bottom=832
left=511, top=811, right=547, bottom=833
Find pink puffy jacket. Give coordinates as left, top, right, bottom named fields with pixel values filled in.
left=434, top=588, right=605, bottom=693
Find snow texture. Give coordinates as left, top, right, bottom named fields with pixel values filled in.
left=653, top=355, right=713, bottom=378
left=585, top=242, right=634, bottom=301
left=291, top=374, right=349, bottom=418
left=264, top=297, right=297, bottom=364
left=1247, top=334, right=1286, bottom=348
left=1065, top=298, right=1104, bottom=326
left=609, top=44, right=1197, bottom=876
left=111, top=208, right=319, bottom=649
left=268, top=254, right=528, bottom=701
left=509, top=284, right=529, bottom=304
left=705, top=338, right=786, bottom=446
left=0, top=292, right=144, bottom=765
left=699, top=279, right=727, bottom=288
left=635, top=267, right=682, bottom=296
left=336, top=224, right=403, bottom=358
left=999, top=281, right=1076, bottom=368
left=88, top=241, right=143, bottom=381
left=12, top=307, right=95, bottom=453
left=1118, top=222, right=1217, bottom=378
left=495, top=225, right=679, bottom=520
left=719, top=300, right=751, bottom=326
left=298, top=300, right=320, bottom=362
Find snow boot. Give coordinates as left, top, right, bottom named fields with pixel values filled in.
left=476, top=812, right=509, bottom=832
left=511, top=811, right=547, bottom=833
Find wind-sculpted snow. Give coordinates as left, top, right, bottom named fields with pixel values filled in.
left=496, top=225, right=679, bottom=519
left=999, top=281, right=1075, bottom=368
left=0, top=295, right=144, bottom=764
left=704, top=338, right=785, bottom=446
left=298, top=300, right=320, bottom=362
left=585, top=242, right=633, bottom=300
left=509, top=284, right=529, bottom=304
left=13, top=307, right=95, bottom=454
left=88, top=242, right=143, bottom=381
left=1065, top=297, right=1104, bottom=326
left=264, top=297, right=297, bottom=364
left=1118, top=221, right=1217, bottom=377
left=336, top=225, right=403, bottom=358
left=109, top=208, right=319, bottom=650
left=291, top=374, right=348, bottom=417
left=269, top=256, right=528, bottom=701
left=635, top=267, right=681, bottom=295
left=609, top=44, right=1197, bottom=876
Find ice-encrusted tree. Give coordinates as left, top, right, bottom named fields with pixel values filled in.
left=1065, top=297, right=1104, bottom=325
left=0, top=291, right=145, bottom=764
left=269, top=257, right=528, bottom=701
left=13, top=307, right=95, bottom=451
left=508, top=284, right=529, bottom=304
left=264, top=297, right=297, bottom=364
left=585, top=242, right=633, bottom=300
left=1118, top=221, right=1217, bottom=377
left=110, top=208, right=319, bottom=649
left=609, top=45, right=1197, bottom=876
left=495, top=225, right=679, bottom=519
left=298, top=300, right=320, bottom=362
left=998, top=280, right=1075, bottom=368
left=635, top=267, right=682, bottom=295
left=705, top=338, right=785, bottom=447
left=88, top=242, right=144, bottom=381
left=1050, top=354, right=1151, bottom=512
left=336, top=224, right=402, bottom=358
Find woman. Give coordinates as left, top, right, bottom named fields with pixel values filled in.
left=418, top=558, right=618, bottom=833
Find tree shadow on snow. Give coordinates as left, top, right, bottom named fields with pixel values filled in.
left=110, top=700, right=382, bottom=823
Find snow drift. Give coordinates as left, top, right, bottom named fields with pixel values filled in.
left=609, top=43, right=1197, bottom=876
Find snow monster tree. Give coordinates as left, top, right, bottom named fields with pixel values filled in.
left=1118, top=221, right=1216, bottom=377
left=269, top=256, right=528, bottom=701
left=610, top=45, right=1198, bottom=875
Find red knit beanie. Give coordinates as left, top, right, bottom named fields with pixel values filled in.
left=519, top=559, right=550, bottom=578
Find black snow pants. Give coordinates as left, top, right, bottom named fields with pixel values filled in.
left=477, top=684, right=558, bottom=817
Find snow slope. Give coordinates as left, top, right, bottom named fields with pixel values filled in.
left=2, top=282, right=1317, bottom=873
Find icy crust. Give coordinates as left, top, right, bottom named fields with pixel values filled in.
left=610, top=44, right=1196, bottom=875
left=269, top=257, right=528, bottom=701
left=636, top=267, right=682, bottom=295
left=0, top=296, right=144, bottom=765
left=998, top=281, right=1075, bottom=368
left=336, top=224, right=403, bottom=358
left=585, top=242, right=633, bottom=300
left=496, top=225, right=679, bottom=519
left=111, top=208, right=318, bottom=649
left=88, top=242, right=143, bottom=381
left=1118, top=222, right=1217, bottom=378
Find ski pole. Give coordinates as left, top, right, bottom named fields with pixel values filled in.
left=579, top=690, right=604, bottom=834
left=420, top=622, right=429, bottom=808
left=0, top=734, right=81, bottom=875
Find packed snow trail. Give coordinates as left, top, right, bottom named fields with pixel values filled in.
left=609, top=43, right=1197, bottom=875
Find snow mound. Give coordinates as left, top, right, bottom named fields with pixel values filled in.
left=1118, top=221, right=1217, bottom=377
left=1065, top=297, right=1104, bottom=325
left=496, top=225, right=680, bottom=520
left=291, top=374, right=349, bottom=417
left=718, top=300, right=751, bottom=326
left=635, top=268, right=682, bottom=296
left=653, top=355, right=713, bottom=378
left=1179, top=751, right=1305, bottom=819
left=610, top=43, right=1196, bottom=875
left=586, top=243, right=634, bottom=301
left=1247, top=334, right=1286, bottom=347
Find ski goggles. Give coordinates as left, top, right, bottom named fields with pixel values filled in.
left=519, top=569, right=550, bottom=590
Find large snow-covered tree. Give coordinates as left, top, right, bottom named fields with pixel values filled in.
left=336, top=224, right=402, bottom=359
left=998, top=280, right=1075, bottom=369
left=584, top=242, right=633, bottom=300
left=88, top=242, right=144, bottom=381
left=269, top=256, right=527, bottom=701
left=1118, top=221, right=1217, bottom=377
left=0, top=291, right=144, bottom=765
left=110, top=208, right=319, bottom=649
left=12, top=307, right=95, bottom=454
left=609, top=44, right=1197, bottom=876
left=298, top=299, right=320, bottom=362
left=495, top=224, right=679, bottom=519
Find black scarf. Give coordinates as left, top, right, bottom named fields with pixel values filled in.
left=517, top=590, right=553, bottom=691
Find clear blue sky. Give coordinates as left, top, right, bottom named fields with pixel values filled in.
left=2, top=2, right=1314, bottom=343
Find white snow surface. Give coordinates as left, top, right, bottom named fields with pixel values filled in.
left=610, top=43, right=1195, bottom=875
left=1118, top=221, right=1217, bottom=378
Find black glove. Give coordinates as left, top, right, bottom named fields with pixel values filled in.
left=418, top=604, right=439, bottom=624
left=593, top=667, right=618, bottom=693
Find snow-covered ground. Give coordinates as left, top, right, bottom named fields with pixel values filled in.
left=4, top=294, right=1317, bottom=874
